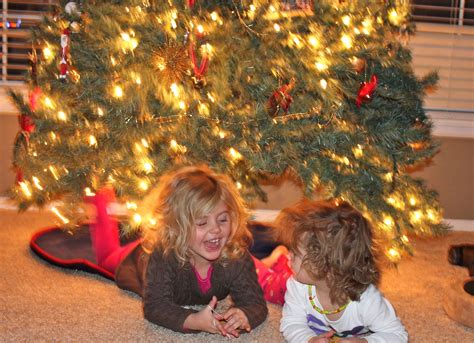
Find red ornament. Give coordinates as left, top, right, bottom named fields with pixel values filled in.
left=59, top=28, right=70, bottom=81
left=267, top=78, right=296, bottom=117
left=356, top=74, right=377, bottom=108
left=187, top=0, right=195, bottom=8
left=14, top=87, right=41, bottom=183
left=28, top=87, right=41, bottom=112
left=189, top=42, right=209, bottom=86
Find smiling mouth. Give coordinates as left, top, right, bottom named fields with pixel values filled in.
left=204, top=238, right=222, bottom=250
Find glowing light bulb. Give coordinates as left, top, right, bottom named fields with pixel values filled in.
left=315, top=62, right=328, bottom=71
left=409, top=196, right=417, bottom=206
left=207, top=92, right=216, bottom=103
left=197, top=24, right=204, bottom=34
left=211, top=12, right=219, bottom=21
left=52, top=207, right=70, bottom=224
left=383, top=215, right=394, bottom=228
left=410, top=210, right=423, bottom=223
left=89, top=135, right=97, bottom=146
left=43, top=46, right=53, bottom=61
left=19, top=182, right=32, bottom=197
left=342, top=15, right=351, bottom=26
left=49, top=165, right=59, bottom=180
left=170, top=83, right=180, bottom=97
left=320, top=79, right=328, bottom=89
left=139, top=180, right=149, bottom=191
left=228, top=148, right=243, bottom=161
left=387, top=248, right=400, bottom=261
left=308, top=36, right=319, bottom=47
left=133, top=213, right=142, bottom=224
left=57, top=111, right=67, bottom=121
left=126, top=201, right=137, bottom=210
left=84, top=187, right=95, bottom=196
left=97, top=107, right=104, bottom=116
left=341, top=34, right=352, bottom=49
left=388, top=9, right=400, bottom=25
left=142, top=160, right=153, bottom=173
left=32, top=176, right=43, bottom=190
left=178, top=101, right=186, bottom=110
left=198, top=103, right=210, bottom=116
left=44, top=97, right=54, bottom=109
left=113, top=85, right=123, bottom=98
left=236, top=182, right=242, bottom=190
left=273, top=23, right=281, bottom=32
left=352, top=144, right=363, bottom=158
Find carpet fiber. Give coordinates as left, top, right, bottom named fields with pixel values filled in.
left=1, top=209, right=473, bottom=342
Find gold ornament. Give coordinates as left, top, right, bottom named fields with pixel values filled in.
left=152, top=43, right=190, bottom=86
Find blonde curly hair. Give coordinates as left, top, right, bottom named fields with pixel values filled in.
left=141, top=165, right=251, bottom=266
left=276, top=199, right=379, bottom=304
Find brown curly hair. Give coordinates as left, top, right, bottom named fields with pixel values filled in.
left=141, top=165, right=252, bottom=266
left=276, top=199, right=379, bottom=304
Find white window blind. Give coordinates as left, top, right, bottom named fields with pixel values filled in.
left=1, top=0, right=54, bottom=85
left=412, top=0, right=474, bottom=26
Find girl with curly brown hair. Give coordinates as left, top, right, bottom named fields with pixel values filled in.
left=277, top=199, right=407, bottom=343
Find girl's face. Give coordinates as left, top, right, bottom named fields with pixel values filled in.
left=289, top=244, right=315, bottom=285
left=189, top=199, right=232, bottom=267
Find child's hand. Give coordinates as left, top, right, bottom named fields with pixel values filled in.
left=184, top=296, right=227, bottom=336
left=222, top=307, right=251, bottom=337
left=308, top=330, right=334, bottom=343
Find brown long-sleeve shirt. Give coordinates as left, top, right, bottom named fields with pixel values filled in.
left=115, top=245, right=268, bottom=333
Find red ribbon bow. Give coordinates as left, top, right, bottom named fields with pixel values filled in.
left=356, top=74, right=378, bottom=108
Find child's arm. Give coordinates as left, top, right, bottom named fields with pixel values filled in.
left=359, top=286, right=408, bottom=343
left=143, top=249, right=225, bottom=335
left=227, top=252, right=268, bottom=331
left=281, top=278, right=323, bottom=343
left=142, top=249, right=197, bottom=332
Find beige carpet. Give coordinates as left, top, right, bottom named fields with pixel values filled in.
left=1, top=209, right=473, bottom=342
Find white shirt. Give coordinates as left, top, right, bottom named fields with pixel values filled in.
left=280, top=277, right=408, bottom=343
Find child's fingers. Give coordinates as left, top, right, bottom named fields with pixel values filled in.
left=320, top=330, right=334, bottom=338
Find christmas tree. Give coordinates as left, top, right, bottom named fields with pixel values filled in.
left=10, top=0, right=448, bottom=262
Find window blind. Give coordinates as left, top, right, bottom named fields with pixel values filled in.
left=1, top=0, right=54, bottom=85
left=412, top=0, right=474, bottom=26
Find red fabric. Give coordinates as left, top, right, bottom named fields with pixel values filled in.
left=88, top=189, right=140, bottom=274
left=192, top=265, right=214, bottom=294
left=252, top=254, right=293, bottom=305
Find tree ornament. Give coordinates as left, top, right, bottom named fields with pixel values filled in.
left=59, top=28, right=70, bottom=81
left=267, top=78, right=296, bottom=117
left=13, top=87, right=41, bottom=183
left=70, top=21, right=81, bottom=32
left=189, top=42, right=209, bottom=87
left=350, top=57, right=366, bottom=73
left=152, top=43, right=190, bottom=87
left=65, top=2, right=81, bottom=16
left=356, top=74, right=377, bottom=108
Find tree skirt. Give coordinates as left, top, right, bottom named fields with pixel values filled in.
left=30, top=222, right=279, bottom=281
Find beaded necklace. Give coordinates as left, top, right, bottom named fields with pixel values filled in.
left=307, top=285, right=350, bottom=315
